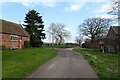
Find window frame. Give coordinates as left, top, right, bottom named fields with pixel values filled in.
left=10, top=35, right=19, bottom=41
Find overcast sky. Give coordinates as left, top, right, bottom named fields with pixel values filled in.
left=0, top=0, right=114, bottom=43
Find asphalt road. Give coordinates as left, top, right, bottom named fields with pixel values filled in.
left=27, top=48, right=98, bottom=78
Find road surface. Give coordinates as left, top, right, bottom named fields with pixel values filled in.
left=27, top=48, right=98, bottom=78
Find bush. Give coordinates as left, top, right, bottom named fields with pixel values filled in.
left=24, top=41, right=31, bottom=48
left=0, top=45, right=6, bottom=50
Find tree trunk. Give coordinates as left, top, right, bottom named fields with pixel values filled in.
left=58, top=35, right=62, bottom=45
left=91, top=35, right=95, bottom=48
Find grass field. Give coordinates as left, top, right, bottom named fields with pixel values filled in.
left=74, top=48, right=118, bottom=79
left=2, top=48, right=58, bottom=78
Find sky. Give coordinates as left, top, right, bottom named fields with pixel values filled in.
left=0, top=0, right=115, bottom=43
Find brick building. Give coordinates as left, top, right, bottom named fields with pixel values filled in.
left=0, top=19, right=30, bottom=49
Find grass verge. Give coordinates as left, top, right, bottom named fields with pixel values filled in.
left=2, top=48, right=58, bottom=78
left=74, top=48, right=118, bottom=80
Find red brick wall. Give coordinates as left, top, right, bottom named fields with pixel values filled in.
left=0, top=33, right=30, bottom=48
left=0, top=34, right=2, bottom=45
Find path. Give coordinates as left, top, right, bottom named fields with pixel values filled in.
left=27, top=48, right=98, bottom=78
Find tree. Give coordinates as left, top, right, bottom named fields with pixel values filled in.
left=108, top=0, right=120, bottom=22
left=48, top=23, right=70, bottom=45
left=79, top=17, right=112, bottom=47
left=24, top=10, right=45, bottom=47
left=75, top=36, right=82, bottom=46
left=82, top=39, right=91, bottom=48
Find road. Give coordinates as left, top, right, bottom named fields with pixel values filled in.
left=27, top=48, right=98, bottom=78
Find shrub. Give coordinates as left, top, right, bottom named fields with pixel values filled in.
left=0, top=45, right=6, bottom=50
left=24, top=41, right=31, bottom=48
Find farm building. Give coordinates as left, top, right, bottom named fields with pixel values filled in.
left=0, top=19, right=30, bottom=49
left=104, top=26, right=120, bottom=53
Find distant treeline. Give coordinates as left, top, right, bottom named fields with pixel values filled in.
left=42, top=43, right=80, bottom=48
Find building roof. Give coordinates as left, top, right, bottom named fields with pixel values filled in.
left=0, top=19, right=30, bottom=37
left=112, top=26, right=120, bottom=34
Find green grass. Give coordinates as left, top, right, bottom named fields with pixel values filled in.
left=2, top=48, right=58, bottom=78
left=74, top=48, right=118, bottom=79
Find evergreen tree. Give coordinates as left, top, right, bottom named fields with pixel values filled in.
left=24, top=10, right=45, bottom=47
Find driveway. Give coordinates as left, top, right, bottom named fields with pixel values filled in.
left=27, top=48, right=98, bottom=78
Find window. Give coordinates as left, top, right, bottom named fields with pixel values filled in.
left=10, top=35, right=18, bottom=41
left=108, top=46, right=115, bottom=53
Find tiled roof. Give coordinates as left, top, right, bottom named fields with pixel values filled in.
left=0, top=19, right=30, bottom=37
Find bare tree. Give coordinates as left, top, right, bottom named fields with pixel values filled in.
left=79, top=17, right=112, bottom=47
left=108, top=0, right=120, bottom=23
left=48, top=23, right=70, bottom=45
left=75, top=35, right=82, bottom=46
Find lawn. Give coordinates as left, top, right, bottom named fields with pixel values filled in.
left=74, top=48, right=118, bottom=80
left=2, top=48, right=58, bottom=78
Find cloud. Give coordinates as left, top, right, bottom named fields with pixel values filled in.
left=0, top=0, right=110, bottom=4
left=64, top=2, right=86, bottom=12
left=0, top=0, right=110, bottom=8
left=65, top=4, right=81, bottom=11
left=64, top=0, right=110, bottom=12
left=1, top=0, right=111, bottom=11
left=21, top=2, right=34, bottom=7
left=0, top=0, right=56, bottom=8
left=21, top=2, right=56, bottom=8
left=41, top=2, right=56, bottom=8
left=96, top=3, right=111, bottom=13
left=95, top=14, right=113, bottom=19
